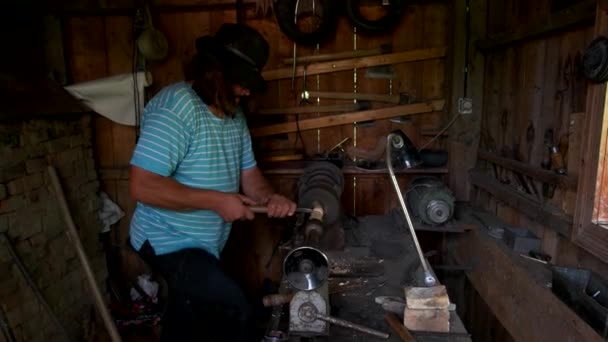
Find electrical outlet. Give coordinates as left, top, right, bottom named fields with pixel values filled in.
left=458, top=97, right=473, bottom=115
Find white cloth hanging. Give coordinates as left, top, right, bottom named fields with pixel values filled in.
left=65, top=71, right=153, bottom=126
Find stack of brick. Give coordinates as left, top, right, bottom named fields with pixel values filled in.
left=403, top=285, right=451, bottom=333
left=0, top=114, right=108, bottom=342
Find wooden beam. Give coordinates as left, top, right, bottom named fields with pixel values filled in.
left=250, top=100, right=445, bottom=137
left=44, top=0, right=257, bottom=15
left=262, top=166, right=448, bottom=175
left=450, top=229, right=603, bottom=342
left=262, top=47, right=447, bottom=81
left=478, top=150, right=578, bottom=190
left=477, top=0, right=596, bottom=52
left=572, top=0, right=608, bottom=264
left=470, top=170, right=572, bottom=237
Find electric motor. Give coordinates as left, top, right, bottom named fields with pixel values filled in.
left=297, top=162, right=344, bottom=225
left=406, top=177, right=455, bottom=226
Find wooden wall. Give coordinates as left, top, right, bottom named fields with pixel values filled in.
left=471, top=0, right=608, bottom=295
left=62, top=1, right=451, bottom=296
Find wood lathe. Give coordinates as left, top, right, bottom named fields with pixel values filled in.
left=262, top=162, right=390, bottom=340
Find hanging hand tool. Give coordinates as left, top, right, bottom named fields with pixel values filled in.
left=283, top=44, right=393, bottom=65
left=305, top=90, right=403, bottom=104
left=386, top=133, right=437, bottom=287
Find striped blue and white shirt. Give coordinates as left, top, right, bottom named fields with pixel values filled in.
left=129, top=81, right=256, bottom=258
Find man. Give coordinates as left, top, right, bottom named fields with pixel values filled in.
left=128, top=23, right=296, bottom=341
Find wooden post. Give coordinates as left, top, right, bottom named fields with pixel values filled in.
left=447, top=0, right=487, bottom=201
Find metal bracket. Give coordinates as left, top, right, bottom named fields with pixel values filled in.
left=458, top=97, right=473, bottom=115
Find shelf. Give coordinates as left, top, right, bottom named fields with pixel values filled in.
left=262, top=162, right=448, bottom=176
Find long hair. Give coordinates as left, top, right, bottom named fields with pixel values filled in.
left=184, top=51, right=238, bottom=117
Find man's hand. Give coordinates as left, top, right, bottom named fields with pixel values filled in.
left=266, top=194, right=297, bottom=218
left=214, top=193, right=256, bottom=222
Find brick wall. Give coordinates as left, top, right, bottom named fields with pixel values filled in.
left=0, top=114, right=108, bottom=341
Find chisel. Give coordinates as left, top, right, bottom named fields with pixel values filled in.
left=249, top=206, right=313, bottom=214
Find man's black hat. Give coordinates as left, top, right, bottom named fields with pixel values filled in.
left=196, top=23, right=270, bottom=92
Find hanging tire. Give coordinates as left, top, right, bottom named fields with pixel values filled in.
left=582, top=36, right=608, bottom=83
left=346, top=0, right=405, bottom=33
left=275, top=0, right=340, bottom=45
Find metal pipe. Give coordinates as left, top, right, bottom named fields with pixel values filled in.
left=386, top=134, right=437, bottom=287
left=316, top=314, right=390, bottom=339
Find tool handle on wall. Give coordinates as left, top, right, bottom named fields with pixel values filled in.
left=48, top=165, right=123, bottom=342
left=306, top=90, right=400, bottom=104
left=549, top=145, right=566, bottom=174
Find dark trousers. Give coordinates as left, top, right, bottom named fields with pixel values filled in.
left=136, top=240, right=253, bottom=342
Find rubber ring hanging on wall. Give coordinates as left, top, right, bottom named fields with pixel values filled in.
left=582, top=36, right=608, bottom=83
left=346, top=0, right=405, bottom=33
left=275, top=0, right=339, bottom=45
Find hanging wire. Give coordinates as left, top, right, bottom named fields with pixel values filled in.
left=418, top=110, right=460, bottom=151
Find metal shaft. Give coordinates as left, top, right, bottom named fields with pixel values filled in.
left=386, top=134, right=436, bottom=287
left=316, top=314, right=390, bottom=339
left=249, top=206, right=313, bottom=214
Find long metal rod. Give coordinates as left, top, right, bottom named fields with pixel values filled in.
left=386, top=134, right=436, bottom=287
left=48, top=166, right=122, bottom=342
left=1, top=233, right=71, bottom=341
left=316, top=314, right=390, bottom=339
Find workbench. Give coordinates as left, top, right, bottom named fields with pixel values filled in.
left=287, top=213, right=471, bottom=341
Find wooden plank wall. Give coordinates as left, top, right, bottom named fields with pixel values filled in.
left=63, top=1, right=450, bottom=296
left=473, top=0, right=608, bottom=291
